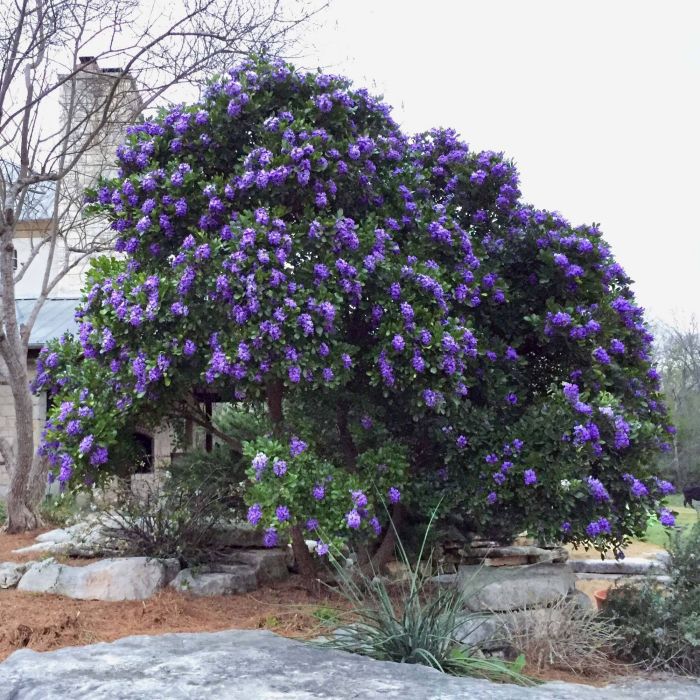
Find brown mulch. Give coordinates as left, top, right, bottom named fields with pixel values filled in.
left=0, top=529, right=50, bottom=563
left=0, top=578, right=347, bottom=661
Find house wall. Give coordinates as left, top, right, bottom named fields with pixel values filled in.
left=0, top=356, right=173, bottom=501
left=0, top=357, right=48, bottom=499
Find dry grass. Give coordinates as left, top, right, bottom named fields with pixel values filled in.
left=494, top=596, right=622, bottom=676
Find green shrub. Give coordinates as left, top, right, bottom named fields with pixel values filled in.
left=0, top=500, right=6, bottom=524
left=602, top=521, right=700, bottom=673
left=39, top=492, right=81, bottom=527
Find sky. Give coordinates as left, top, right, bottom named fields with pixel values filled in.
left=301, top=0, right=700, bottom=328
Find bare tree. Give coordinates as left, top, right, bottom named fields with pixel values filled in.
left=654, top=315, right=700, bottom=487
left=0, top=0, right=325, bottom=531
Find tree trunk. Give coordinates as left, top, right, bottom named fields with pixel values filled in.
left=370, top=505, right=405, bottom=573
left=291, top=524, right=318, bottom=592
left=264, top=382, right=318, bottom=590
left=5, top=367, right=42, bottom=532
left=1, top=219, right=43, bottom=532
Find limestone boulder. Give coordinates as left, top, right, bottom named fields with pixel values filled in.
left=459, top=563, right=576, bottom=611
left=222, top=549, right=288, bottom=585
left=0, top=562, right=33, bottom=589
left=17, top=557, right=179, bottom=601
left=169, top=566, right=257, bottom=596
left=0, top=629, right=698, bottom=699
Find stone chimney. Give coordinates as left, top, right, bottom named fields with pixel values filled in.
left=60, top=56, right=142, bottom=193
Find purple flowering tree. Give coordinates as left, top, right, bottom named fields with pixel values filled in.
left=36, top=58, right=674, bottom=568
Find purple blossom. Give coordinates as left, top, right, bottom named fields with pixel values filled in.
left=276, top=505, right=290, bottom=522
left=312, top=484, right=325, bottom=500
left=263, top=527, right=278, bottom=548
left=247, top=503, right=263, bottom=525
left=388, top=487, right=401, bottom=504
left=587, top=476, right=610, bottom=502
left=523, top=469, right=537, bottom=486
left=78, top=434, right=94, bottom=454
left=659, top=508, right=675, bottom=527
left=593, top=347, right=611, bottom=365
left=273, top=459, right=287, bottom=477
left=346, top=510, right=361, bottom=529
left=290, top=436, right=307, bottom=457
left=391, top=334, right=405, bottom=352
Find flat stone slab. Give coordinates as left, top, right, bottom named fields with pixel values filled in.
left=17, top=557, right=179, bottom=601
left=0, top=629, right=697, bottom=699
left=169, top=567, right=257, bottom=596
left=568, top=558, right=663, bottom=575
left=459, top=563, right=576, bottom=611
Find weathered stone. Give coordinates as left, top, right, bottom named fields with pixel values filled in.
left=462, top=545, right=569, bottom=566
left=568, top=589, right=594, bottom=610
left=34, top=529, right=71, bottom=544
left=220, top=548, right=288, bottom=585
left=169, top=566, right=257, bottom=596
left=459, top=563, right=576, bottom=611
left=17, top=557, right=178, bottom=600
left=0, top=562, right=32, bottom=589
left=0, top=629, right=698, bottom=699
left=568, top=558, right=662, bottom=575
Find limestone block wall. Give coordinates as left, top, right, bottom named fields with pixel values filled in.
left=0, top=358, right=47, bottom=499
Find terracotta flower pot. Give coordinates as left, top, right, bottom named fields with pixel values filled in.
left=593, top=588, right=608, bottom=610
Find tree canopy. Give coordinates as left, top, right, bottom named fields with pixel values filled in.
left=35, top=57, right=675, bottom=555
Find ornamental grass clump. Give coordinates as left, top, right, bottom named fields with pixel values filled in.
left=319, top=514, right=531, bottom=684
left=35, top=56, right=676, bottom=568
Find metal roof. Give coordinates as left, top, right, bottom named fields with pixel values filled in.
left=14, top=298, right=80, bottom=349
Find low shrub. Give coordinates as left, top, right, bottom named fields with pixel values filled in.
left=495, top=596, right=620, bottom=675
left=98, top=475, right=232, bottom=565
left=602, top=521, right=700, bottom=673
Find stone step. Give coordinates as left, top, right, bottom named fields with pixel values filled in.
left=568, top=557, right=664, bottom=575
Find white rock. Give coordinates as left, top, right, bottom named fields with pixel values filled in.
left=17, top=557, right=179, bottom=601
left=35, top=528, right=72, bottom=544
left=0, top=562, right=32, bottom=589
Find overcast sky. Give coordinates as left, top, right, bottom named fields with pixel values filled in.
left=302, top=0, right=700, bottom=328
